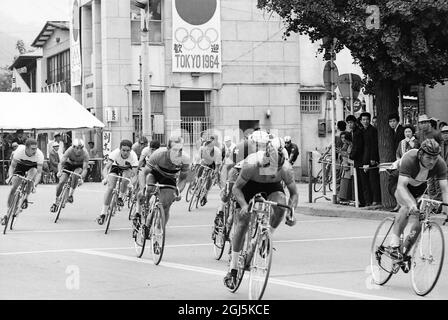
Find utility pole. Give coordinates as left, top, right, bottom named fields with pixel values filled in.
left=330, top=37, right=338, bottom=204
left=141, top=6, right=152, bottom=140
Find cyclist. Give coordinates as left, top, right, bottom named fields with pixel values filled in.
left=387, top=139, right=448, bottom=264
left=96, top=140, right=139, bottom=225
left=197, top=137, right=222, bottom=206
left=134, top=140, right=162, bottom=217
left=50, top=139, right=89, bottom=212
left=133, top=136, right=190, bottom=228
left=132, top=136, right=148, bottom=160
left=223, top=136, right=298, bottom=290
left=1, top=139, right=44, bottom=225
left=284, top=136, right=299, bottom=166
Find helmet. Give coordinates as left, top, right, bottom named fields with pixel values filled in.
left=72, top=138, right=85, bottom=148
left=419, top=139, right=440, bottom=156
left=249, top=130, right=270, bottom=145
left=284, top=136, right=291, bottom=143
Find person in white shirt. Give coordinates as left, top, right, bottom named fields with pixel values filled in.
left=47, top=132, right=65, bottom=159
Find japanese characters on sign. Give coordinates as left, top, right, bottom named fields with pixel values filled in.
left=172, top=0, right=221, bottom=73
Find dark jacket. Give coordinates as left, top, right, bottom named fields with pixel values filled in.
left=362, top=124, right=380, bottom=165
left=392, top=124, right=405, bottom=153
left=349, top=127, right=364, bottom=164
left=285, top=143, right=299, bottom=165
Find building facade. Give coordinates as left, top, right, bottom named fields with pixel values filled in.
left=75, top=0, right=370, bottom=177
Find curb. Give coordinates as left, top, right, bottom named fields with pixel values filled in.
left=297, top=203, right=448, bottom=224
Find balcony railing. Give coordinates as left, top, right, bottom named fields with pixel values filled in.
left=42, top=80, right=71, bottom=95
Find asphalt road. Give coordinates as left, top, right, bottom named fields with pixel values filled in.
left=1, top=183, right=447, bottom=300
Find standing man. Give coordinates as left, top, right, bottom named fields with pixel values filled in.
left=346, top=115, right=366, bottom=207
left=48, top=144, right=60, bottom=182
left=360, top=112, right=381, bottom=206
left=47, top=132, right=65, bottom=159
left=416, top=114, right=443, bottom=145
left=284, top=136, right=299, bottom=166
left=441, top=125, right=448, bottom=164
left=388, top=113, right=405, bottom=154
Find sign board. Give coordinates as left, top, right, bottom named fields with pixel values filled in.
left=323, top=61, right=339, bottom=92
left=70, top=0, right=82, bottom=86
left=84, top=74, right=94, bottom=108
left=172, top=0, right=221, bottom=73
left=105, top=107, right=119, bottom=122
left=338, top=73, right=362, bottom=100
left=102, top=131, right=112, bottom=157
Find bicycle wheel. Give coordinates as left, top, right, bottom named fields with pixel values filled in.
left=128, top=197, right=137, bottom=221
left=188, top=182, right=199, bottom=212
left=105, top=194, right=117, bottom=234
left=133, top=214, right=147, bottom=258
left=54, top=185, right=68, bottom=223
left=4, top=193, right=20, bottom=234
left=370, top=217, right=395, bottom=285
left=213, top=205, right=228, bottom=260
left=313, top=170, right=323, bottom=193
left=327, top=168, right=333, bottom=192
left=248, top=230, right=273, bottom=300
left=411, top=222, right=445, bottom=296
left=185, top=180, right=196, bottom=203
left=151, top=204, right=166, bottom=265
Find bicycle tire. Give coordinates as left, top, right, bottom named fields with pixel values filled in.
left=370, top=217, right=395, bottom=285
left=151, top=204, right=166, bottom=265
left=188, top=182, right=199, bottom=212
left=248, top=229, right=273, bottom=300
left=195, top=184, right=205, bottom=209
left=4, top=192, right=20, bottom=234
left=213, top=205, right=227, bottom=260
left=411, top=221, right=445, bottom=296
left=185, top=180, right=196, bottom=203
left=128, top=197, right=137, bottom=221
left=9, top=194, right=21, bottom=232
left=105, top=193, right=117, bottom=234
left=313, top=170, right=323, bottom=193
left=133, top=214, right=147, bottom=258
left=54, top=185, right=68, bottom=223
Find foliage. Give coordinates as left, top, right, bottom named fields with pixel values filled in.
left=16, top=40, right=27, bottom=55
left=0, top=66, right=12, bottom=92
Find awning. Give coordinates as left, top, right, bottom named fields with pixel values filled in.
left=0, top=92, right=105, bottom=131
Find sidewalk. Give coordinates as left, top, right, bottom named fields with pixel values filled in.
left=296, top=183, right=447, bottom=224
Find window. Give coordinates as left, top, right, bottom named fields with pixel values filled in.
left=131, top=0, right=162, bottom=44
left=300, top=93, right=322, bottom=113
left=180, top=91, right=210, bottom=117
left=132, top=90, right=164, bottom=114
left=47, top=50, right=70, bottom=85
left=148, top=0, right=162, bottom=43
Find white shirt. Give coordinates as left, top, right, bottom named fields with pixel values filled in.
left=13, top=145, right=44, bottom=166
left=47, top=140, right=64, bottom=159
left=108, top=148, right=139, bottom=168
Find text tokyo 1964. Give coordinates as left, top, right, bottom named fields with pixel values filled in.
left=174, top=54, right=220, bottom=69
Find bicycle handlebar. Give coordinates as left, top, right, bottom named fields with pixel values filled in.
left=10, top=174, right=35, bottom=186
left=62, top=169, right=83, bottom=179
left=249, top=193, right=294, bottom=215
left=146, top=183, right=179, bottom=196
left=108, top=174, right=132, bottom=183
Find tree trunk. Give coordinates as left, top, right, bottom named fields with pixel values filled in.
left=374, top=79, right=398, bottom=208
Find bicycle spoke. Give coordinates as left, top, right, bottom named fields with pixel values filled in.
left=370, top=217, right=395, bottom=285
left=249, top=230, right=273, bottom=300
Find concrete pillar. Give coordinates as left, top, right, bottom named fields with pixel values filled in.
left=92, top=0, right=103, bottom=123
left=101, top=0, right=133, bottom=147
left=81, top=5, right=93, bottom=106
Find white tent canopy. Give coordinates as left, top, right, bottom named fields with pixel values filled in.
left=0, top=92, right=105, bottom=130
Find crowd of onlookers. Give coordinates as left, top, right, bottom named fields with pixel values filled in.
left=0, top=131, right=101, bottom=184
left=334, top=112, right=448, bottom=208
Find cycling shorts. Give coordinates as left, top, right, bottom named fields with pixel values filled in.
left=14, top=162, right=37, bottom=177
left=388, top=171, right=427, bottom=199
left=236, top=180, right=284, bottom=208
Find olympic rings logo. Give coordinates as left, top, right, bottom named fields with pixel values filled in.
left=174, top=27, right=219, bottom=51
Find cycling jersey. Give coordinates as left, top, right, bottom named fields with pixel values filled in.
left=108, top=148, right=139, bottom=170
left=63, top=146, right=90, bottom=166
left=399, top=149, right=447, bottom=186
left=200, top=146, right=222, bottom=166
left=12, top=145, right=44, bottom=176
left=132, top=142, right=145, bottom=159
left=146, top=147, right=190, bottom=180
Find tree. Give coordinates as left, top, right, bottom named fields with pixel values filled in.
left=257, top=0, right=448, bottom=207
left=0, top=66, right=12, bottom=92
left=16, top=40, right=27, bottom=55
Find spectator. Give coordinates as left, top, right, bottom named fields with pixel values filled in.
left=441, top=125, right=448, bottom=164
left=9, top=142, right=19, bottom=160
left=360, top=112, right=381, bottom=206
left=132, top=136, right=148, bottom=160
left=284, top=136, right=299, bottom=166
left=47, top=132, right=65, bottom=159
left=396, top=124, right=419, bottom=159
left=88, top=141, right=99, bottom=158
left=12, top=129, right=27, bottom=145
left=372, top=116, right=378, bottom=128
left=416, top=114, right=443, bottom=144
left=388, top=113, right=405, bottom=154
left=335, top=121, right=346, bottom=151
left=439, top=121, right=448, bottom=131
left=346, top=114, right=366, bottom=207
left=338, top=131, right=353, bottom=203
left=49, top=144, right=60, bottom=183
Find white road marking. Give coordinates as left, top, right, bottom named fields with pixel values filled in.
left=76, top=249, right=398, bottom=300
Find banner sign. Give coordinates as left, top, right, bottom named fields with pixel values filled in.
left=103, top=131, right=112, bottom=157
left=172, top=0, right=221, bottom=73
left=70, top=0, right=82, bottom=86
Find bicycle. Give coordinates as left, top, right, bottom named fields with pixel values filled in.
left=3, top=174, right=34, bottom=235
left=185, top=164, right=200, bottom=203
left=188, top=164, right=213, bottom=212
left=370, top=196, right=447, bottom=296
left=133, top=183, right=178, bottom=265
left=230, top=193, right=294, bottom=300
left=213, top=181, right=236, bottom=260
left=53, top=169, right=83, bottom=223
left=104, top=174, right=132, bottom=235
